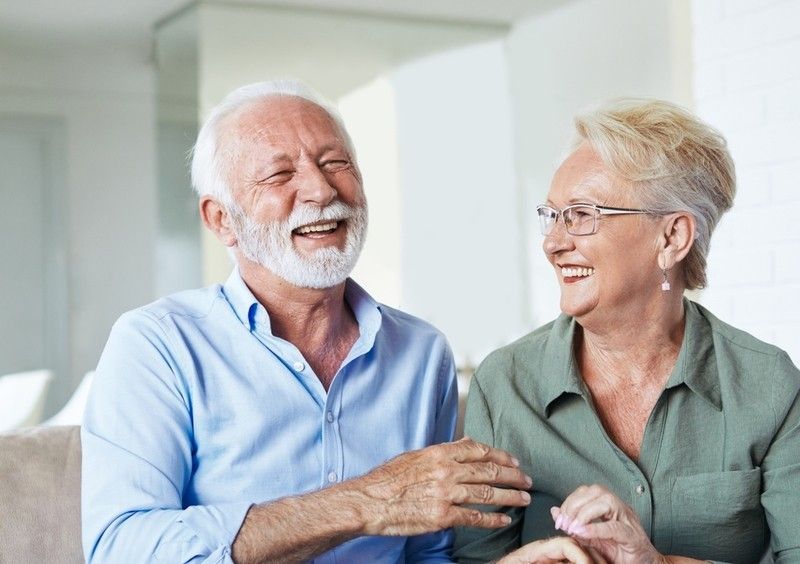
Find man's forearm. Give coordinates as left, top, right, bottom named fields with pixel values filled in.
left=231, top=483, right=367, bottom=564
left=231, top=439, right=532, bottom=563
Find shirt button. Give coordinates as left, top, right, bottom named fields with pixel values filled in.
left=635, top=484, right=645, bottom=495
left=326, top=411, right=334, bottom=423
left=292, top=361, right=305, bottom=372
left=327, top=472, right=337, bottom=483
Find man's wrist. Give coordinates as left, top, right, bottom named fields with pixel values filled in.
left=322, top=478, right=379, bottom=537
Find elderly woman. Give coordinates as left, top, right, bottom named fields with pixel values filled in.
left=453, top=99, right=800, bottom=563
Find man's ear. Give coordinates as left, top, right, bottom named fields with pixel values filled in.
left=199, top=196, right=237, bottom=247
left=658, top=212, right=695, bottom=270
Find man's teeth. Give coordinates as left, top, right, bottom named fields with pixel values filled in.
left=295, top=221, right=338, bottom=235
left=562, top=267, right=595, bottom=278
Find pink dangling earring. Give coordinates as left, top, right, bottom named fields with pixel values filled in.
left=661, top=268, right=671, bottom=292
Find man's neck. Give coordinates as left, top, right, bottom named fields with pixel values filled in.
left=238, top=260, right=360, bottom=389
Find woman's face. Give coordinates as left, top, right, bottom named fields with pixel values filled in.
left=543, top=143, right=664, bottom=325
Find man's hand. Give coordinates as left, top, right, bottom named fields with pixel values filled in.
left=499, top=537, right=607, bottom=564
left=351, top=437, right=533, bottom=536
left=232, top=438, right=531, bottom=563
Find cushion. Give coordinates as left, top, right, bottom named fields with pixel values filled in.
left=0, top=425, right=83, bottom=563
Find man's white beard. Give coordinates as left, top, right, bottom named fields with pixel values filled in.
left=227, top=199, right=368, bottom=289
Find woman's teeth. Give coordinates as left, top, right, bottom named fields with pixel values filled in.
left=295, top=221, right=338, bottom=235
left=562, top=267, right=595, bottom=278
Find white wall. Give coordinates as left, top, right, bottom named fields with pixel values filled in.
left=692, top=0, right=800, bottom=363
left=339, top=79, right=403, bottom=308
left=505, top=0, right=692, bottom=327
left=392, top=40, right=529, bottom=364
left=0, top=47, right=157, bottom=413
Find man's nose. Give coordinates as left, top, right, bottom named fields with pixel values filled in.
left=297, top=166, right=337, bottom=206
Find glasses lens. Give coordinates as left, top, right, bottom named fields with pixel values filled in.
left=537, top=206, right=558, bottom=235
left=564, top=206, right=598, bottom=235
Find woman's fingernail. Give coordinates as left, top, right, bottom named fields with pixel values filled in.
left=520, top=491, right=531, bottom=503
left=525, top=475, right=533, bottom=487
left=511, top=457, right=520, bottom=467
left=562, top=515, right=572, bottom=530
left=555, top=514, right=564, bottom=529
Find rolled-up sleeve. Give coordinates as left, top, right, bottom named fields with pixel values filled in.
left=762, top=351, right=800, bottom=563
left=81, top=311, right=250, bottom=563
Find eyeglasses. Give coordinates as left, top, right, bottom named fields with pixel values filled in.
left=536, top=203, right=652, bottom=236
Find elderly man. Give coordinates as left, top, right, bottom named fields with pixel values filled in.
left=81, top=81, right=532, bottom=563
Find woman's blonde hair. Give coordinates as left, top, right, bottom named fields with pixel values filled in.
left=573, top=98, right=736, bottom=289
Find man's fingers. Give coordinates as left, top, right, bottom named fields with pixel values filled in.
left=498, top=537, right=594, bottom=564
left=450, top=483, right=531, bottom=507
left=447, top=506, right=513, bottom=529
left=551, top=539, right=595, bottom=564
left=421, top=439, right=532, bottom=489
left=449, top=437, right=520, bottom=468
left=456, top=460, right=532, bottom=490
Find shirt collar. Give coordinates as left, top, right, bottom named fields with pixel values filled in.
left=221, top=268, right=260, bottom=330
left=664, top=298, right=722, bottom=411
left=220, top=268, right=383, bottom=347
left=540, top=315, right=586, bottom=416
left=541, top=298, right=722, bottom=415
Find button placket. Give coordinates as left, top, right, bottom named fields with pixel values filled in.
left=321, top=382, right=344, bottom=488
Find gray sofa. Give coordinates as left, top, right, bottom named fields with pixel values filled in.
left=0, top=425, right=83, bottom=563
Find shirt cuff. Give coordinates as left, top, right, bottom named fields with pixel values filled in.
left=155, top=502, right=253, bottom=562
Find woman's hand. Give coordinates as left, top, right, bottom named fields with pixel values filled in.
left=498, top=536, right=606, bottom=564
left=551, top=484, right=667, bottom=564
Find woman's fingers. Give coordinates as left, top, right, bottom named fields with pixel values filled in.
left=579, top=520, right=631, bottom=542
left=553, top=484, right=631, bottom=535
left=568, top=494, right=618, bottom=534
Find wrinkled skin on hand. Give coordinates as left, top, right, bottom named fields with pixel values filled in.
left=354, top=437, right=533, bottom=536
left=551, top=484, right=667, bottom=564
left=499, top=536, right=607, bottom=564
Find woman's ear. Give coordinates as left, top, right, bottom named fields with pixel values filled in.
left=199, top=196, right=237, bottom=247
left=658, top=212, right=695, bottom=270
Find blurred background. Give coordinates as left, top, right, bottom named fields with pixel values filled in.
left=1, top=0, right=798, bottom=427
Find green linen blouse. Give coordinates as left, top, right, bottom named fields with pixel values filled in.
left=453, top=300, right=799, bottom=563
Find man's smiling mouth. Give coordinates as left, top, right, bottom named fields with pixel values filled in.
left=293, top=221, right=341, bottom=236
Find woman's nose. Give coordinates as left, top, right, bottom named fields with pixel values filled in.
left=542, top=218, right=573, bottom=255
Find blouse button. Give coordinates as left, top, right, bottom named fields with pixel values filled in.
left=292, top=361, right=305, bottom=372
left=635, top=484, right=645, bottom=495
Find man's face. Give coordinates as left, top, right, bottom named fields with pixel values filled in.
left=220, top=96, right=368, bottom=289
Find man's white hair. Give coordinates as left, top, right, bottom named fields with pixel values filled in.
left=190, top=79, right=356, bottom=206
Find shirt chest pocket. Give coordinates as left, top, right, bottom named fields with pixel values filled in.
left=669, top=468, right=767, bottom=562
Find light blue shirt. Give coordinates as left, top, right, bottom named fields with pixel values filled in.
left=82, top=270, right=458, bottom=563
